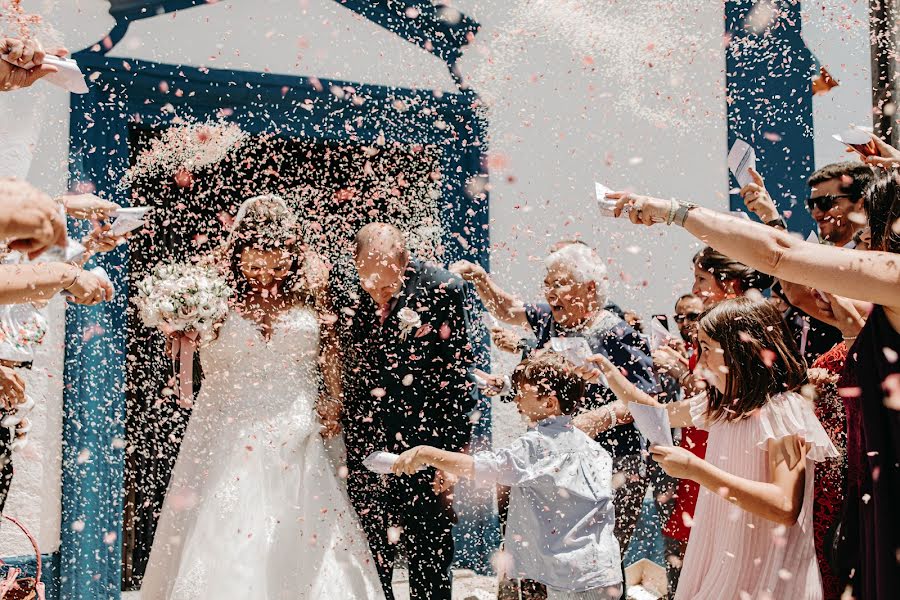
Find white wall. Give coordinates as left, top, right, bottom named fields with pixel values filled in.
left=457, top=0, right=729, bottom=318
left=803, top=0, right=874, bottom=167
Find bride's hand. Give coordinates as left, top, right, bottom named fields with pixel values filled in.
left=320, top=418, right=342, bottom=439
left=316, top=394, right=343, bottom=438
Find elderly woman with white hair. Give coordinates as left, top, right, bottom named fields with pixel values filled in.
left=452, top=243, right=659, bottom=554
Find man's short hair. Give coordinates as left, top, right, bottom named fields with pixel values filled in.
left=675, top=293, right=699, bottom=307
left=807, top=162, right=875, bottom=201
left=510, top=351, right=586, bottom=416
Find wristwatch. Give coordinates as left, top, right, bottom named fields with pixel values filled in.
left=766, top=216, right=788, bottom=230
left=673, top=202, right=698, bottom=227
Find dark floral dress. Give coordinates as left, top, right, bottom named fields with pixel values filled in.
left=810, top=342, right=848, bottom=600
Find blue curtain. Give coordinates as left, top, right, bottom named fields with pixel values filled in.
left=64, top=52, right=495, bottom=599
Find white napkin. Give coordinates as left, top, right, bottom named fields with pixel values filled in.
left=549, top=336, right=593, bottom=366
left=39, top=238, right=87, bottom=263
left=109, top=206, right=150, bottom=236
left=0, top=54, right=88, bottom=94
left=363, top=451, right=425, bottom=475
left=596, top=182, right=624, bottom=217
left=647, top=317, right=671, bottom=352
left=630, top=402, right=674, bottom=447
left=727, top=139, right=757, bottom=188
left=363, top=451, right=401, bottom=474
left=595, top=182, right=655, bottom=221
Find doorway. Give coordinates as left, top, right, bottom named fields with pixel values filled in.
left=121, top=125, right=445, bottom=587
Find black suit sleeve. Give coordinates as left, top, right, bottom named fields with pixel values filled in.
left=437, top=279, right=477, bottom=451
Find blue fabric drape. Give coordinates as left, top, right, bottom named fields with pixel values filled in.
left=64, top=51, right=495, bottom=599
left=725, top=0, right=816, bottom=235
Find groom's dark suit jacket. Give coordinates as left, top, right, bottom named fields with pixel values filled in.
left=334, top=257, right=478, bottom=467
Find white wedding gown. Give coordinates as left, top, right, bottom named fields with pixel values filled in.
left=141, top=306, right=384, bottom=600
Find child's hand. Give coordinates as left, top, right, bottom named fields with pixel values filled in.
left=392, top=447, right=425, bottom=475
left=649, top=444, right=696, bottom=479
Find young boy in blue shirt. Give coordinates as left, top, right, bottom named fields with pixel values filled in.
left=393, top=351, right=623, bottom=599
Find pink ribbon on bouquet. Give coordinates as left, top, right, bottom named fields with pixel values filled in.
left=161, top=325, right=199, bottom=408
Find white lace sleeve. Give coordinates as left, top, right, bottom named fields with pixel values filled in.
left=756, top=392, right=838, bottom=462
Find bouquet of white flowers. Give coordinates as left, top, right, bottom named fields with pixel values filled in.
left=134, top=261, right=232, bottom=406
left=135, top=261, right=232, bottom=343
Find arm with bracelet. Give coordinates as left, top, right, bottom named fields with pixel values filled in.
left=606, top=191, right=900, bottom=327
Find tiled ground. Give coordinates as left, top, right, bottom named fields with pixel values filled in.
left=121, top=569, right=498, bottom=599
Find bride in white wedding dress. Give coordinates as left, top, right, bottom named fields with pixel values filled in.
left=141, top=195, right=384, bottom=600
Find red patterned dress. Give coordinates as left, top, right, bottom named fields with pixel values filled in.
left=663, top=349, right=706, bottom=543
left=810, top=342, right=848, bottom=600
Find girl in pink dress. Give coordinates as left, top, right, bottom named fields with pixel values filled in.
left=589, top=297, right=836, bottom=600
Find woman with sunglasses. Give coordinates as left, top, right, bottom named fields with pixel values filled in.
left=605, top=135, right=900, bottom=599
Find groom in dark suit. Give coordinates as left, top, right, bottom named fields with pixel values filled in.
left=333, top=223, right=477, bottom=600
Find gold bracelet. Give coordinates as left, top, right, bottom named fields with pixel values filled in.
left=63, top=269, right=80, bottom=291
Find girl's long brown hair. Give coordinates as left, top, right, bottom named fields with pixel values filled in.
left=699, top=297, right=807, bottom=422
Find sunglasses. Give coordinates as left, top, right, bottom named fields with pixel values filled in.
left=674, top=312, right=702, bottom=323
left=806, top=194, right=853, bottom=213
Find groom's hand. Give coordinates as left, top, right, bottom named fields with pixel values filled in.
left=432, top=469, right=457, bottom=495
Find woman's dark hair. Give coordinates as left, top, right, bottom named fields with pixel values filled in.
left=510, top=351, right=586, bottom=416
left=699, top=297, right=807, bottom=422
left=693, top=246, right=775, bottom=294
left=864, top=170, right=900, bottom=254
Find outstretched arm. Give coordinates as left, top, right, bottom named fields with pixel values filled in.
left=582, top=354, right=695, bottom=428
left=610, top=193, right=900, bottom=322
left=393, top=445, right=475, bottom=479
left=651, top=434, right=807, bottom=526
left=308, top=253, right=343, bottom=437
left=572, top=400, right=633, bottom=438
left=449, top=260, right=529, bottom=327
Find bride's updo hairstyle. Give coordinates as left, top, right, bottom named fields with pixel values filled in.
left=220, top=194, right=314, bottom=303
left=699, top=296, right=807, bottom=422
